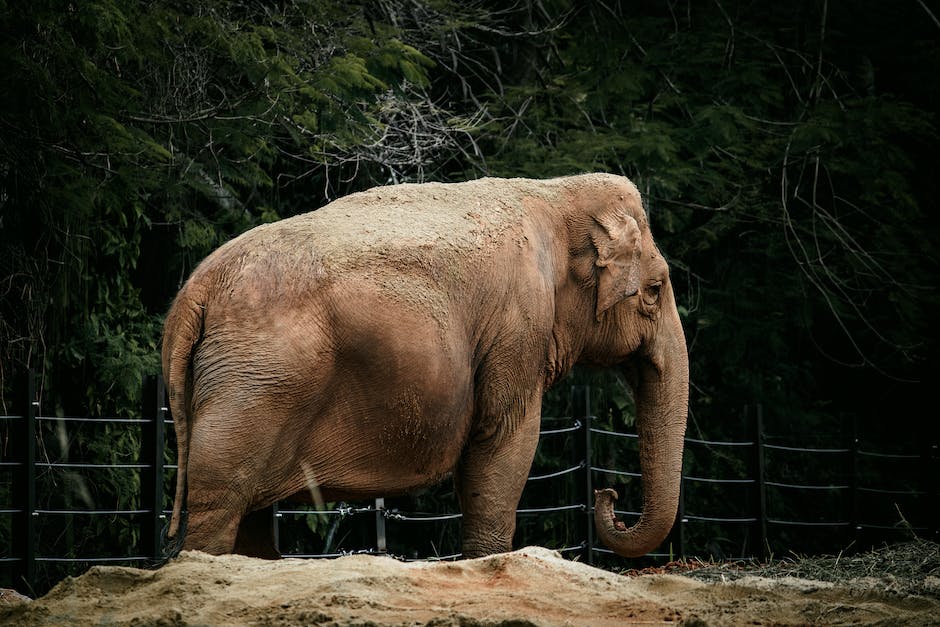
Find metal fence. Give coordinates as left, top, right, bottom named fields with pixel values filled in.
left=2, top=371, right=936, bottom=596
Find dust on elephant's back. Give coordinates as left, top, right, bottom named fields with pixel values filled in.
left=221, top=178, right=563, bottom=327
left=221, top=177, right=565, bottom=260
left=303, top=178, right=542, bottom=272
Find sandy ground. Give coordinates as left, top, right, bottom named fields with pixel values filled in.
left=3, top=543, right=939, bottom=626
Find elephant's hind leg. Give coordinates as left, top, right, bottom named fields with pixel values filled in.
left=182, top=415, right=256, bottom=555
left=182, top=497, right=243, bottom=555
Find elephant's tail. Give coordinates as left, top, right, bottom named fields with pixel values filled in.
left=160, top=282, right=207, bottom=545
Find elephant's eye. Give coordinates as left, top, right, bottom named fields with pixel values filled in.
left=643, top=281, right=662, bottom=306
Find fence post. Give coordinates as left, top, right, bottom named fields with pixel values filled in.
left=675, top=478, right=686, bottom=560
left=272, top=502, right=281, bottom=553
left=375, top=498, right=387, bottom=554
left=573, top=386, right=594, bottom=565
left=848, top=414, right=860, bottom=547
left=926, top=437, right=939, bottom=543
left=140, top=374, right=166, bottom=562
left=751, top=404, right=768, bottom=560
left=12, top=370, right=37, bottom=593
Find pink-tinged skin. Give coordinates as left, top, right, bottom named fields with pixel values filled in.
left=161, top=173, right=689, bottom=559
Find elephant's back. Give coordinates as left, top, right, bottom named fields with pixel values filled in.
left=288, top=178, right=534, bottom=268
left=186, top=173, right=631, bottom=299
left=200, top=178, right=533, bottom=285
left=278, top=173, right=631, bottom=267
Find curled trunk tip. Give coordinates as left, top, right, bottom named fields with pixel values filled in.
left=594, top=488, right=627, bottom=532
left=593, top=486, right=675, bottom=558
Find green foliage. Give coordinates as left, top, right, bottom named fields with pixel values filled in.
left=0, top=0, right=456, bottom=416
left=1, top=0, right=936, bottom=584
left=0, top=1, right=467, bottom=589
left=475, top=0, right=937, bottom=435
left=466, top=0, right=937, bottom=559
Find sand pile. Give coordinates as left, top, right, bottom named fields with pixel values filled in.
left=4, top=542, right=938, bottom=625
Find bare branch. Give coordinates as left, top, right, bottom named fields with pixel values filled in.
left=914, top=0, right=940, bottom=31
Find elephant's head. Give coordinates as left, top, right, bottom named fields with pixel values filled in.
left=564, top=178, right=689, bottom=558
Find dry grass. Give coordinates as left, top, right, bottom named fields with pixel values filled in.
left=625, top=539, right=940, bottom=600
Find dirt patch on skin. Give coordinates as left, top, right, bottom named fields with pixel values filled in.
left=4, top=541, right=939, bottom=626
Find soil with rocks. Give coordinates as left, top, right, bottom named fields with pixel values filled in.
left=3, top=540, right=938, bottom=625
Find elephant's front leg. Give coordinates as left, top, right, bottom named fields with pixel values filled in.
left=455, top=397, right=541, bottom=558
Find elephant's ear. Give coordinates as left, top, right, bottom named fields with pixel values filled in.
left=591, top=208, right=642, bottom=319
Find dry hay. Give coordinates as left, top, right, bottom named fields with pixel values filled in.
left=676, top=539, right=940, bottom=599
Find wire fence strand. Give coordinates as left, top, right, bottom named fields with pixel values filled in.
left=3, top=377, right=935, bottom=596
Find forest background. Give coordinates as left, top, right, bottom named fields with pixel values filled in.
left=1, top=0, right=938, bottom=588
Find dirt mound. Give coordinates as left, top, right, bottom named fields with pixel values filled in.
left=4, top=543, right=939, bottom=625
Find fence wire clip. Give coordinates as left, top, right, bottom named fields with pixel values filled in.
left=338, top=505, right=377, bottom=517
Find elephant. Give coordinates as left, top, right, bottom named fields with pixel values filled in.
left=161, top=172, right=689, bottom=560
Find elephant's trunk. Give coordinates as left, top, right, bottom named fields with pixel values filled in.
left=594, top=306, right=689, bottom=558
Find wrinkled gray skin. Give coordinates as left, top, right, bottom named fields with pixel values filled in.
left=162, top=173, right=689, bottom=559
